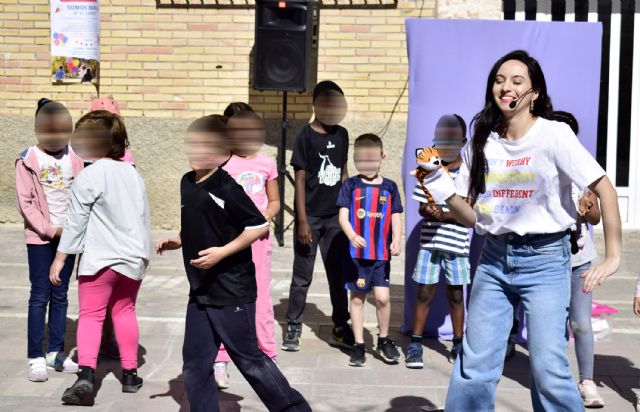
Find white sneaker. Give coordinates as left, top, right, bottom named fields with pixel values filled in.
left=28, top=357, right=48, bottom=382
left=579, top=379, right=605, bottom=408
left=46, top=351, right=79, bottom=373
left=213, top=362, right=229, bottom=389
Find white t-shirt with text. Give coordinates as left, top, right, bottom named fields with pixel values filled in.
left=455, top=117, right=606, bottom=236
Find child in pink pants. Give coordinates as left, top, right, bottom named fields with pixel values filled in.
left=50, top=111, right=151, bottom=406
left=214, top=105, right=280, bottom=389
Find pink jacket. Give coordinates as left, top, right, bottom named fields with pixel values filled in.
left=15, top=146, right=84, bottom=245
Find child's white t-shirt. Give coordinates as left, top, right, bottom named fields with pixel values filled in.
left=455, top=117, right=606, bottom=236
left=34, top=146, right=74, bottom=228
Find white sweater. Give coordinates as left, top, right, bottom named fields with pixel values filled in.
left=58, top=159, right=150, bottom=280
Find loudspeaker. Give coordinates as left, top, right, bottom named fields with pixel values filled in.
left=253, top=0, right=319, bottom=92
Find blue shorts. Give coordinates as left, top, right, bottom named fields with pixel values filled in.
left=412, top=249, right=470, bottom=285
left=345, top=259, right=390, bottom=294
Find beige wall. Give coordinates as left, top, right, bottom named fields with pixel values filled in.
left=0, top=0, right=501, bottom=229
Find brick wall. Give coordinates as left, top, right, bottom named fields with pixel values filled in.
left=0, top=0, right=445, bottom=121
left=0, top=0, right=501, bottom=228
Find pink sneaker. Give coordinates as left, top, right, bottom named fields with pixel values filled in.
left=213, top=362, right=229, bottom=390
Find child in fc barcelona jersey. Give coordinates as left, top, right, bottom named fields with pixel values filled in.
left=336, top=133, right=403, bottom=367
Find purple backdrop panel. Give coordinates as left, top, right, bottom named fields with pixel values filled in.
left=402, top=19, right=602, bottom=339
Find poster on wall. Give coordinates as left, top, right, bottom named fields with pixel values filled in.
left=50, top=0, right=100, bottom=87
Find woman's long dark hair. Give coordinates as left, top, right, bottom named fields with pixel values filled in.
left=467, top=50, right=553, bottom=199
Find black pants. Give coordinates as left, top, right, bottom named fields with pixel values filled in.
left=286, top=214, right=351, bottom=326
left=182, top=301, right=310, bottom=412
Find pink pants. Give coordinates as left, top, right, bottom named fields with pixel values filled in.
left=216, top=234, right=277, bottom=362
left=77, top=267, right=141, bottom=369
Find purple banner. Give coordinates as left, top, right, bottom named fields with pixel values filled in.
left=402, top=19, right=603, bottom=338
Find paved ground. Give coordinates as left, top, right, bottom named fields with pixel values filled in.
left=0, top=225, right=638, bottom=411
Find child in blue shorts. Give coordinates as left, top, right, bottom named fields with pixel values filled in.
left=405, top=114, right=471, bottom=369
left=336, top=134, right=403, bottom=367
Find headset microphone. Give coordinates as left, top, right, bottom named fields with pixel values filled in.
left=508, top=89, right=533, bottom=109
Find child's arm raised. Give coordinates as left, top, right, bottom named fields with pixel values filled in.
left=581, top=176, right=621, bottom=292
left=191, top=225, right=268, bottom=270
left=263, top=179, right=281, bottom=221
left=339, top=207, right=366, bottom=249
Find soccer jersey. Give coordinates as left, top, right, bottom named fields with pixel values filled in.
left=336, top=176, right=403, bottom=261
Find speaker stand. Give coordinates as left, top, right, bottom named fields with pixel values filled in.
left=275, top=91, right=295, bottom=247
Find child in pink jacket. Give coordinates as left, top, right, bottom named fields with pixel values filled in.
left=15, top=99, right=84, bottom=381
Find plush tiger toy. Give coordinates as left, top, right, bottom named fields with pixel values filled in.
left=410, top=147, right=447, bottom=204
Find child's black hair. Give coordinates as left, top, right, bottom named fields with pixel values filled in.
left=312, top=80, right=344, bottom=102
left=354, top=133, right=383, bottom=151
left=35, top=98, right=69, bottom=118
left=550, top=110, right=579, bottom=135
left=452, top=114, right=467, bottom=139
left=223, top=102, right=254, bottom=118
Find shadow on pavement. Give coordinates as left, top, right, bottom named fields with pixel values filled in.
left=594, top=354, right=640, bottom=405
left=501, top=346, right=532, bottom=389
left=150, top=373, right=245, bottom=411
left=274, top=298, right=374, bottom=356
left=384, top=395, right=442, bottom=411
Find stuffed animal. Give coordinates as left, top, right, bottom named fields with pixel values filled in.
left=410, top=147, right=446, bottom=204
left=90, top=95, right=121, bottom=115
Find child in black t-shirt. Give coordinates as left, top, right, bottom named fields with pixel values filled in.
left=282, top=81, right=355, bottom=352
left=156, top=115, right=310, bottom=412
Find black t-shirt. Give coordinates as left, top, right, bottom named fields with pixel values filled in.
left=180, top=168, right=268, bottom=306
left=290, top=124, right=349, bottom=216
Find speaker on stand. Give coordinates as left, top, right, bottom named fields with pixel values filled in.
left=253, top=0, right=320, bottom=247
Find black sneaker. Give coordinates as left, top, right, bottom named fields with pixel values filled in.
left=349, top=343, right=366, bottom=367
left=449, top=342, right=462, bottom=364
left=122, top=368, right=143, bottom=393
left=376, top=337, right=401, bottom=363
left=405, top=341, right=424, bottom=369
left=329, top=324, right=355, bottom=349
left=282, top=324, right=301, bottom=352
left=61, top=366, right=95, bottom=406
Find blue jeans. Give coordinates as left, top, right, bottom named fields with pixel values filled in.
left=570, top=262, right=594, bottom=381
left=445, top=231, right=583, bottom=412
left=27, top=242, right=75, bottom=358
